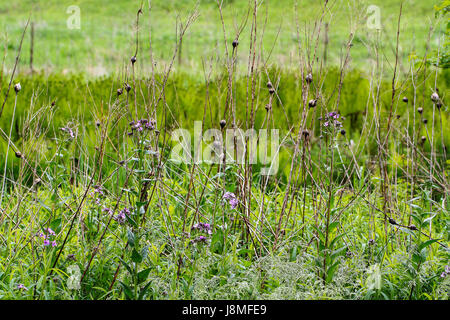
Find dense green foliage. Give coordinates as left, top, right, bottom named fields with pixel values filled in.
left=0, top=0, right=449, bottom=301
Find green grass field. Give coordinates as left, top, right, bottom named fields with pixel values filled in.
left=1, top=0, right=446, bottom=75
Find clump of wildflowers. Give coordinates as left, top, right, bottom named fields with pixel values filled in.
left=60, top=126, right=75, bottom=139
left=114, top=207, right=131, bottom=224
left=128, top=118, right=156, bottom=135
left=322, top=111, right=343, bottom=130
left=223, top=192, right=238, bottom=209
left=37, top=227, right=57, bottom=247
left=192, top=222, right=213, bottom=235
left=190, top=235, right=208, bottom=245
left=90, top=185, right=105, bottom=205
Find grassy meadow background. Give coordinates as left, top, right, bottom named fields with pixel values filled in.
left=0, top=0, right=449, bottom=300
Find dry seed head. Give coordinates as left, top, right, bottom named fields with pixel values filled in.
left=308, top=99, right=317, bottom=108
left=422, top=118, right=427, bottom=124
left=302, top=130, right=310, bottom=139
left=340, top=129, right=346, bottom=136
left=232, top=39, right=239, bottom=48
left=15, top=151, right=22, bottom=159
left=305, top=73, right=313, bottom=84
left=269, top=88, right=275, bottom=95
left=421, top=136, right=426, bottom=143
left=431, top=92, right=439, bottom=103
left=125, top=83, right=131, bottom=92
left=267, top=81, right=273, bottom=89
left=220, top=119, right=226, bottom=129
left=131, top=55, right=137, bottom=64
left=417, top=107, right=423, bottom=114
left=14, top=82, right=21, bottom=93
left=402, top=97, right=408, bottom=103
left=117, top=88, right=123, bottom=96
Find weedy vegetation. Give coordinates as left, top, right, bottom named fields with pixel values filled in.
left=0, top=0, right=448, bottom=300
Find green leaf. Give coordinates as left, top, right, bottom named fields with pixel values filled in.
left=126, top=214, right=138, bottom=228
left=418, top=239, right=440, bottom=251
left=137, top=268, right=151, bottom=284
left=289, top=246, right=298, bottom=262
left=131, top=248, right=143, bottom=263
left=127, top=229, right=135, bottom=247
left=210, top=229, right=224, bottom=254
left=49, top=218, right=62, bottom=233
left=138, top=280, right=153, bottom=300
left=118, top=257, right=133, bottom=275
left=328, top=221, right=339, bottom=233
left=326, top=260, right=340, bottom=282
left=119, top=281, right=134, bottom=300
left=141, top=245, right=150, bottom=261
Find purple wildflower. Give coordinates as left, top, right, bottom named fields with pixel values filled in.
left=223, top=192, right=235, bottom=200
left=44, top=228, right=56, bottom=236
left=60, top=127, right=75, bottom=139
left=114, top=208, right=131, bottom=224
left=43, top=239, right=50, bottom=246
left=223, top=192, right=238, bottom=209
left=51, top=241, right=57, bottom=247
left=192, top=222, right=213, bottom=235
left=229, top=198, right=238, bottom=209
left=17, top=284, right=27, bottom=290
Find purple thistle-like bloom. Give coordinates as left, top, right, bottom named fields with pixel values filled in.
left=17, top=284, right=27, bottom=290
left=130, top=119, right=155, bottom=133
left=60, top=127, right=75, bottom=139
left=223, top=192, right=235, bottom=200
left=115, top=212, right=126, bottom=224
left=43, top=239, right=50, bottom=246
left=223, top=192, right=238, bottom=209
left=323, top=121, right=329, bottom=127
left=192, top=222, right=213, bottom=234
left=229, top=198, right=238, bottom=209
left=45, top=228, right=56, bottom=236
left=445, top=265, right=450, bottom=274
left=441, top=272, right=447, bottom=278
left=51, top=241, right=57, bottom=247
left=327, top=111, right=340, bottom=119
left=115, top=208, right=131, bottom=224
